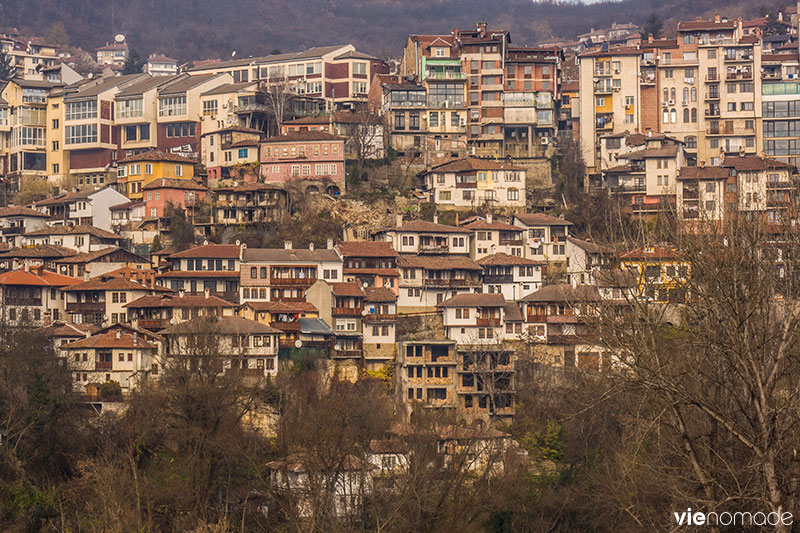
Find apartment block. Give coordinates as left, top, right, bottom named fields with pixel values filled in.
left=259, top=131, right=346, bottom=195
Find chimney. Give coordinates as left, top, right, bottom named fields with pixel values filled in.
left=327, top=238, right=334, bottom=249
left=486, top=213, right=492, bottom=224
left=648, top=33, right=654, bottom=43
left=309, top=242, right=315, bottom=252
left=179, top=289, right=185, bottom=298
left=116, top=329, right=122, bottom=339
left=133, top=332, right=138, bottom=346
left=477, top=21, right=487, bottom=37
left=204, top=287, right=210, bottom=299
left=739, top=146, right=746, bottom=157
left=714, top=13, right=721, bottom=23
left=761, top=152, right=766, bottom=161
left=395, top=214, right=403, bottom=228
left=700, top=160, right=706, bottom=168
left=23, top=260, right=29, bottom=273
left=284, top=240, right=293, bottom=250
left=84, top=272, right=90, bottom=281
left=131, top=317, right=139, bottom=330
left=433, top=212, right=439, bottom=224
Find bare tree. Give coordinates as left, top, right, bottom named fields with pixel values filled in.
left=262, top=79, right=296, bottom=135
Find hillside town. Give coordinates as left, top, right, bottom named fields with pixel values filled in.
left=2, top=5, right=800, bottom=532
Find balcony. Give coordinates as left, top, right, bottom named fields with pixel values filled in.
left=483, top=274, right=513, bottom=284
left=363, top=313, right=397, bottom=322
left=499, top=238, right=523, bottom=246
left=724, top=53, right=754, bottom=63
left=333, top=307, right=364, bottom=317
left=333, top=349, right=362, bottom=359
left=419, top=243, right=449, bottom=253
left=138, top=318, right=167, bottom=330
left=424, top=278, right=481, bottom=288
left=270, top=277, right=316, bottom=287
left=593, top=85, right=613, bottom=95
left=476, top=317, right=502, bottom=327
left=682, top=189, right=699, bottom=199
left=767, top=180, right=794, bottom=189
left=763, top=71, right=783, bottom=80
left=455, top=181, right=478, bottom=189
left=705, top=108, right=720, bottom=118
left=426, top=71, right=466, bottom=80
left=234, top=103, right=270, bottom=114
left=1, top=226, right=24, bottom=235
left=95, top=361, right=112, bottom=371
left=270, top=321, right=301, bottom=332
left=705, top=92, right=720, bottom=100
left=526, top=314, right=547, bottom=323
left=726, top=71, right=753, bottom=81
left=66, top=301, right=105, bottom=313
left=705, top=74, right=719, bottom=82
left=610, top=184, right=646, bottom=194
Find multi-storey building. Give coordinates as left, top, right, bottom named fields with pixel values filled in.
left=114, top=75, right=173, bottom=156
left=761, top=51, right=800, bottom=168
left=64, top=323, right=161, bottom=394
left=34, top=186, right=129, bottom=230
left=477, top=253, right=544, bottom=301
left=116, top=150, right=197, bottom=200
left=62, top=275, right=170, bottom=325
left=185, top=45, right=389, bottom=111
left=144, top=54, right=178, bottom=77
left=142, top=178, right=207, bottom=219
left=21, top=224, right=123, bottom=253
left=53, top=246, right=149, bottom=279
left=374, top=216, right=471, bottom=256
left=337, top=241, right=400, bottom=295
left=0, top=206, right=50, bottom=245
left=422, top=157, right=526, bottom=210
left=96, top=42, right=128, bottom=67
left=461, top=214, right=525, bottom=259
left=157, top=244, right=242, bottom=301
left=162, top=316, right=280, bottom=378
left=512, top=213, right=573, bottom=269
left=362, top=287, right=397, bottom=368
left=1, top=79, right=62, bottom=185
left=397, top=340, right=459, bottom=417
left=200, top=125, right=262, bottom=181
left=239, top=243, right=342, bottom=304
left=578, top=46, right=643, bottom=173
left=396, top=255, right=482, bottom=312
left=306, top=280, right=366, bottom=360
left=0, top=266, right=80, bottom=325
left=259, top=131, right=346, bottom=195
left=212, top=183, right=287, bottom=224
left=61, top=74, right=147, bottom=185
left=125, top=290, right=237, bottom=332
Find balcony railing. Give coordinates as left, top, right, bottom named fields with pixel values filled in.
left=483, top=274, right=513, bottom=284
left=526, top=314, right=547, bottom=323
left=333, top=307, right=364, bottom=317
left=682, top=190, right=699, bottom=199
left=333, top=349, right=362, bottom=359
left=419, top=243, right=449, bottom=253
left=270, top=277, right=316, bottom=286
left=499, top=238, right=523, bottom=246
left=455, top=182, right=478, bottom=189
left=138, top=318, right=167, bottom=330
left=95, top=361, right=112, bottom=371
left=271, top=321, right=301, bottom=332
left=363, top=313, right=397, bottom=322
left=66, top=301, right=105, bottom=313
left=424, top=278, right=481, bottom=288
left=476, top=317, right=502, bottom=327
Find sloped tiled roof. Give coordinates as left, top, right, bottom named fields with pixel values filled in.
left=61, top=275, right=167, bottom=292
left=242, top=301, right=318, bottom=313
left=396, top=255, right=482, bottom=271
left=0, top=206, right=50, bottom=218
left=388, top=219, right=470, bottom=234
left=520, top=284, right=600, bottom=302
left=63, top=329, right=156, bottom=350
left=54, top=246, right=148, bottom=264
left=437, top=293, right=505, bottom=308
left=514, top=213, right=573, bottom=226
left=0, top=268, right=81, bottom=287
left=0, top=245, right=77, bottom=259
left=462, top=219, right=523, bottom=232
left=478, top=253, right=544, bottom=266
left=364, top=287, right=397, bottom=302
left=566, top=237, right=612, bottom=254
left=124, top=293, right=236, bottom=308
left=337, top=241, right=397, bottom=258
left=168, top=244, right=240, bottom=259
left=24, top=224, right=120, bottom=240
left=429, top=157, right=524, bottom=173
left=242, top=247, right=339, bottom=262
left=161, top=315, right=281, bottom=335
left=117, top=149, right=195, bottom=164
left=330, top=282, right=365, bottom=297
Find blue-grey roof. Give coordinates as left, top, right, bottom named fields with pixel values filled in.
left=299, top=318, right=334, bottom=335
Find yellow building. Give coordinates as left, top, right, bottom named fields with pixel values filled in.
left=619, top=246, right=689, bottom=303
left=116, top=149, right=196, bottom=200
left=45, top=87, right=69, bottom=184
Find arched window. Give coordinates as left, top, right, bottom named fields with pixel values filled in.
left=663, top=108, right=670, bottom=124
left=670, top=88, right=677, bottom=101
left=691, top=87, right=697, bottom=102
left=683, top=108, right=690, bottom=122
left=663, top=88, right=669, bottom=102
left=691, top=108, right=697, bottom=122
left=683, top=87, right=689, bottom=102
left=670, top=109, right=677, bottom=123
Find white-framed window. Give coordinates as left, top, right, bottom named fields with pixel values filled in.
left=158, top=95, right=187, bottom=116
left=202, top=99, right=218, bottom=116
left=175, top=165, right=183, bottom=176
left=117, top=97, right=143, bottom=118
left=65, top=100, right=97, bottom=121
left=145, top=163, right=153, bottom=175
left=129, top=163, right=141, bottom=175
left=64, top=124, right=97, bottom=144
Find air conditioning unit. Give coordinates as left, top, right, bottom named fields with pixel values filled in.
left=662, top=102, right=668, bottom=108
left=789, top=74, right=796, bottom=79
left=593, top=77, right=599, bottom=83
left=668, top=99, right=675, bottom=105
left=612, top=87, right=620, bottom=92
left=625, top=104, right=631, bottom=110
left=682, top=101, right=688, bottom=107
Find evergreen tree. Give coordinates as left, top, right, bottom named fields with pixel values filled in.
left=122, top=49, right=144, bottom=75
left=642, top=12, right=663, bottom=39
left=0, top=50, right=14, bottom=81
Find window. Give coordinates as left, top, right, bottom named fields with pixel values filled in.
left=117, top=97, right=143, bottom=118
left=394, top=112, right=405, bottom=130
left=159, top=95, right=187, bottom=116
left=65, top=100, right=97, bottom=120
left=507, top=189, right=519, bottom=201
left=353, top=62, right=367, bottom=75
left=65, top=124, right=97, bottom=144
left=145, top=163, right=153, bottom=175
left=202, top=100, right=218, bottom=116
left=238, top=148, right=248, bottom=159
left=175, top=165, right=183, bottom=177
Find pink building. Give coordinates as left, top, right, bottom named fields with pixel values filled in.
left=260, top=132, right=346, bottom=196
left=142, top=178, right=207, bottom=218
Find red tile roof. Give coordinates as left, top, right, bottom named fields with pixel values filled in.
left=0, top=206, right=50, bottom=218
left=54, top=246, right=148, bottom=265
left=396, top=255, right=482, bottom=271
left=61, top=275, right=169, bottom=292
left=723, top=155, right=795, bottom=172
left=0, top=268, right=81, bottom=287
left=520, top=284, right=600, bottom=302
left=429, top=156, right=524, bottom=173
left=24, top=224, right=121, bottom=240
left=462, top=220, right=523, bottom=232
left=263, top=132, right=344, bottom=143
left=337, top=241, right=398, bottom=257
left=242, top=301, right=318, bottom=313
left=168, top=244, right=240, bottom=259
left=437, top=293, right=505, bottom=308
left=63, top=330, right=157, bottom=350
left=143, top=178, right=206, bottom=191
left=478, top=253, right=545, bottom=266
left=330, top=282, right=365, bottom=297
left=619, top=246, right=682, bottom=260
left=125, top=293, right=236, bottom=308
left=364, top=287, right=397, bottom=302
left=514, top=213, right=573, bottom=226
left=117, top=149, right=195, bottom=164
left=388, top=219, right=471, bottom=234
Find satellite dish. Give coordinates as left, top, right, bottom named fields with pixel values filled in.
left=334, top=344, right=341, bottom=351
left=294, top=339, right=302, bottom=348
left=231, top=50, right=237, bottom=58
left=362, top=281, right=368, bottom=288
left=114, top=34, right=125, bottom=43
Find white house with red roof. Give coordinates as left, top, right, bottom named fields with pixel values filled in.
left=460, top=214, right=526, bottom=260
left=0, top=206, right=50, bottom=246
left=478, top=253, right=544, bottom=301
left=374, top=215, right=471, bottom=256
left=157, top=243, right=243, bottom=302
left=0, top=266, right=81, bottom=325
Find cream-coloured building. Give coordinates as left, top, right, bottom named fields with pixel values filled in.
left=422, top=157, right=526, bottom=210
